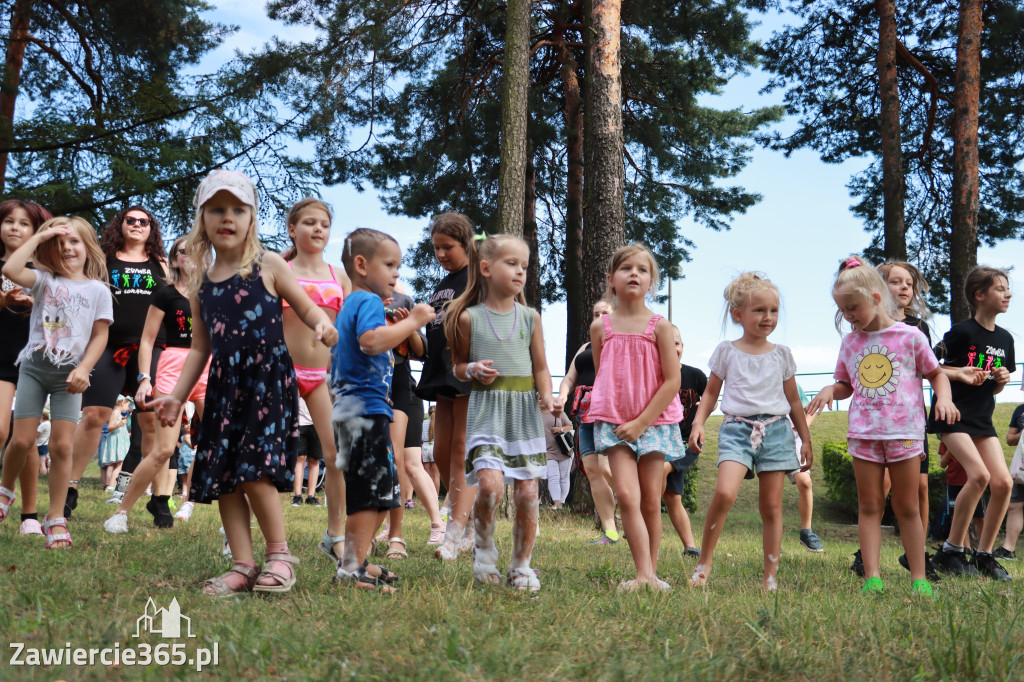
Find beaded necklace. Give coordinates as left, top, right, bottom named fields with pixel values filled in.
left=484, top=302, right=519, bottom=343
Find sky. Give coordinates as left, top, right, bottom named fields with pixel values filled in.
left=205, top=2, right=1024, bottom=405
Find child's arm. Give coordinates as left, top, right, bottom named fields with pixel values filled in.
left=1, top=224, right=65, bottom=288
left=263, top=253, right=338, bottom=348
left=360, top=303, right=434, bottom=356
left=134, top=305, right=165, bottom=405
left=805, top=381, right=854, bottom=415
left=926, top=367, right=960, bottom=424
left=613, top=317, right=680, bottom=443
left=387, top=306, right=427, bottom=358
left=992, top=365, right=1011, bottom=395
left=784, top=377, right=813, bottom=471
left=688, top=373, right=723, bottom=453
left=152, top=295, right=212, bottom=426
left=939, top=451, right=951, bottom=468
left=529, top=311, right=560, bottom=415
left=451, top=310, right=500, bottom=383
left=943, top=365, right=989, bottom=386
left=589, top=316, right=605, bottom=373
left=66, top=320, right=110, bottom=394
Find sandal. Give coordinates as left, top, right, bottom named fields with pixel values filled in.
left=507, top=566, right=541, bottom=592
left=42, top=516, right=72, bottom=549
left=386, top=537, right=408, bottom=560
left=362, top=558, right=398, bottom=585
left=335, top=565, right=397, bottom=594
left=253, top=553, right=300, bottom=594
left=317, top=530, right=345, bottom=568
left=0, top=486, right=15, bottom=523
left=202, top=563, right=260, bottom=597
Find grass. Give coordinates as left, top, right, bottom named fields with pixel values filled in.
left=1, top=407, right=1023, bottom=680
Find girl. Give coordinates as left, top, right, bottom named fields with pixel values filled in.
left=808, top=256, right=956, bottom=595
left=415, top=212, right=477, bottom=560
left=152, top=169, right=337, bottom=596
left=279, top=198, right=351, bottom=569
left=0, top=217, right=113, bottom=548
left=0, top=199, right=52, bottom=535
left=688, top=272, right=811, bottom=591
left=104, top=236, right=209, bottom=532
left=588, top=243, right=685, bottom=591
left=445, top=234, right=560, bottom=590
left=927, top=266, right=1015, bottom=580
left=98, top=396, right=131, bottom=490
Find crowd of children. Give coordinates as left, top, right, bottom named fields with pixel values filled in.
left=1, top=171, right=1021, bottom=598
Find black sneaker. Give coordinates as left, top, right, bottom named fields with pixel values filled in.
left=993, top=547, right=1018, bottom=561
left=145, top=497, right=174, bottom=529
left=291, top=495, right=304, bottom=507
left=64, top=487, right=78, bottom=519
left=971, top=552, right=1012, bottom=581
left=897, top=552, right=942, bottom=582
left=850, top=549, right=864, bottom=577
left=305, top=495, right=321, bottom=507
left=932, top=546, right=978, bottom=577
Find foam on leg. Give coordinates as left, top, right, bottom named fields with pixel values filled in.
left=473, top=485, right=501, bottom=584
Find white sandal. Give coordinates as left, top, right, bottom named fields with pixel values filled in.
left=0, top=486, right=16, bottom=523
left=385, top=537, right=408, bottom=560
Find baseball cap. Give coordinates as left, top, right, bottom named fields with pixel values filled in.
left=193, top=169, right=258, bottom=213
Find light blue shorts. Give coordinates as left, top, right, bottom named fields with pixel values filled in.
left=594, top=421, right=685, bottom=461
left=717, top=415, right=799, bottom=474
left=578, top=423, right=596, bottom=456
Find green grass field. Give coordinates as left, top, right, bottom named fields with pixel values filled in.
left=1, top=406, right=1023, bottom=680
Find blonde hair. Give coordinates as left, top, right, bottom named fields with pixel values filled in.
left=166, top=236, right=188, bottom=285
left=34, top=217, right=108, bottom=283
left=722, top=272, right=779, bottom=329
left=443, top=233, right=528, bottom=362
left=877, top=260, right=931, bottom=320
left=832, top=255, right=897, bottom=332
left=602, top=243, right=660, bottom=303
left=282, top=198, right=333, bottom=261
left=185, top=192, right=263, bottom=295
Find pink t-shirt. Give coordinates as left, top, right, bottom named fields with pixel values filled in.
left=834, top=322, right=939, bottom=441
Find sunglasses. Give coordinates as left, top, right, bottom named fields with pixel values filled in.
left=124, top=216, right=150, bottom=227
left=174, top=248, right=187, bottom=256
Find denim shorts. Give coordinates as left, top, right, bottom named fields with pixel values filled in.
left=578, top=423, right=596, bottom=456
left=594, top=421, right=686, bottom=461
left=717, top=415, right=798, bottom=474
left=13, top=352, right=82, bottom=423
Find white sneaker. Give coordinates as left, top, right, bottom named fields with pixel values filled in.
left=174, top=501, right=194, bottom=522
left=103, top=511, right=129, bottom=534
left=219, top=526, right=232, bottom=558
left=105, top=491, right=123, bottom=504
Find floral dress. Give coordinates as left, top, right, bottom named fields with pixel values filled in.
left=189, top=266, right=298, bottom=504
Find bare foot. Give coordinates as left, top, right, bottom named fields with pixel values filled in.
left=761, top=574, right=778, bottom=592
left=689, top=563, right=709, bottom=588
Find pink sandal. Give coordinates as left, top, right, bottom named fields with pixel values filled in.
left=42, top=516, right=72, bottom=549
left=253, top=553, right=300, bottom=594
left=0, top=486, right=16, bottom=523
left=202, top=564, right=260, bottom=597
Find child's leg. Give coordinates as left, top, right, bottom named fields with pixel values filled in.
left=293, top=455, right=306, bottom=496
left=794, top=471, right=814, bottom=530
left=918, top=472, right=929, bottom=538
left=19, top=448, right=39, bottom=515
left=508, top=478, right=540, bottom=590
left=638, top=453, right=665, bottom=575
left=307, top=383, right=345, bottom=557
left=852, top=458, right=886, bottom=580
left=219, top=490, right=255, bottom=563
left=473, top=469, right=503, bottom=584
left=436, top=396, right=476, bottom=556
left=340, top=509, right=387, bottom=573
left=608, top=445, right=654, bottom=584
left=942, top=433, right=989, bottom=547
left=43, top=419, right=75, bottom=540
left=664, top=491, right=695, bottom=547
left=889, top=457, right=925, bottom=581
left=242, top=477, right=302, bottom=588
left=1002, top=498, right=1023, bottom=552
left=404, top=449, right=443, bottom=526
left=975, top=436, right=1013, bottom=553
left=307, top=458, right=320, bottom=497
left=1, top=418, right=40, bottom=507
left=758, top=471, right=786, bottom=588
left=691, top=461, right=748, bottom=586
left=116, top=412, right=181, bottom=515
left=386, top=414, right=407, bottom=546
left=582, top=453, right=618, bottom=536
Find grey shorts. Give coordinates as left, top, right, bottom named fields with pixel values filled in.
left=717, top=415, right=799, bottom=474
left=13, top=352, right=82, bottom=423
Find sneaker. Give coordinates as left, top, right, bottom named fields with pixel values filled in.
left=145, top=497, right=174, bottom=529
left=18, top=519, right=43, bottom=536
left=683, top=547, right=701, bottom=558
left=103, top=511, right=129, bottom=534
left=440, top=507, right=449, bottom=523
left=861, top=576, right=885, bottom=594
left=932, top=546, right=978, bottom=577
left=970, top=552, right=1012, bottom=581
left=586, top=531, right=620, bottom=545
left=898, top=552, right=942, bottom=582
left=174, top=501, right=194, bottom=522
left=219, top=527, right=232, bottom=558
left=911, top=578, right=934, bottom=597
left=993, top=547, right=1018, bottom=561
left=405, top=499, right=415, bottom=509
left=291, top=495, right=303, bottom=507
left=799, top=529, right=824, bottom=552
left=105, top=490, right=124, bottom=504
left=850, top=549, right=865, bottom=577
left=305, top=495, right=321, bottom=507
left=63, top=487, right=78, bottom=519
left=428, top=522, right=446, bottom=545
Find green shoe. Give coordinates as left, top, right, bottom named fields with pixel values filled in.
left=911, top=579, right=934, bottom=597
left=862, top=576, right=885, bottom=594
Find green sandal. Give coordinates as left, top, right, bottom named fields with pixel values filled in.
left=862, top=576, right=885, bottom=594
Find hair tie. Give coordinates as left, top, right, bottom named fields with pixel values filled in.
left=844, top=256, right=861, bottom=269
left=474, top=234, right=487, bottom=242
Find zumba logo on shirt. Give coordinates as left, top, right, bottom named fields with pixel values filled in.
left=175, top=308, right=192, bottom=333
left=968, top=344, right=1007, bottom=373
left=110, top=266, right=158, bottom=295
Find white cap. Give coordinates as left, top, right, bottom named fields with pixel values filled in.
left=193, top=169, right=258, bottom=213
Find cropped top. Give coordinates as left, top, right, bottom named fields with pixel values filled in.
left=283, top=262, right=344, bottom=313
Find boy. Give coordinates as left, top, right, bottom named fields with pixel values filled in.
left=330, top=228, right=434, bottom=592
left=663, top=326, right=705, bottom=555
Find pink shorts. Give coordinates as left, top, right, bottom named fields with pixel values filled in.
left=294, top=363, right=328, bottom=398
left=155, top=346, right=210, bottom=402
left=848, top=438, right=923, bottom=464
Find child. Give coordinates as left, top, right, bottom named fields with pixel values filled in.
left=98, top=396, right=131, bottom=491
left=808, top=255, right=956, bottom=596
left=152, top=169, right=338, bottom=596
left=0, top=216, right=113, bottom=548
left=996, top=404, right=1024, bottom=560
left=330, top=228, right=434, bottom=592
left=589, top=243, right=685, bottom=591
left=939, top=443, right=985, bottom=551
left=928, top=266, right=1015, bottom=580
left=292, top=397, right=322, bottom=506
left=280, top=198, right=351, bottom=567
left=444, top=234, right=560, bottom=590
left=689, top=272, right=811, bottom=591
left=662, top=325, right=703, bottom=555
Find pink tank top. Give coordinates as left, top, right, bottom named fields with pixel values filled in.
left=282, top=262, right=344, bottom=313
left=587, top=313, right=683, bottom=426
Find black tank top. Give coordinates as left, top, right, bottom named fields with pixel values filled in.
left=107, top=254, right=166, bottom=346
left=0, top=260, right=32, bottom=370
left=574, top=343, right=595, bottom=386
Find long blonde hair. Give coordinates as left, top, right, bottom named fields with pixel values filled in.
left=443, top=233, right=528, bottom=362
left=34, top=217, right=108, bottom=283
left=184, top=199, right=264, bottom=295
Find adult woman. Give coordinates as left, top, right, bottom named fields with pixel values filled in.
left=66, top=207, right=167, bottom=516
left=559, top=299, right=621, bottom=544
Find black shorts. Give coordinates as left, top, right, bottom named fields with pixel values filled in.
left=296, top=424, right=323, bottom=461
left=947, top=484, right=986, bottom=519
left=335, top=414, right=400, bottom=514
left=664, top=449, right=698, bottom=496
left=82, top=344, right=163, bottom=411
left=0, top=362, right=18, bottom=385
left=1011, top=483, right=1024, bottom=504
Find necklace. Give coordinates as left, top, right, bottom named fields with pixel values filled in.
left=484, top=303, right=519, bottom=342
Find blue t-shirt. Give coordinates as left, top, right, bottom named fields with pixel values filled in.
left=331, top=290, right=394, bottom=418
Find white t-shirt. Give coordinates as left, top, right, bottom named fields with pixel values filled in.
left=17, top=270, right=113, bottom=368
left=297, top=397, right=313, bottom=427
left=36, top=420, right=51, bottom=447
left=708, top=341, right=797, bottom=417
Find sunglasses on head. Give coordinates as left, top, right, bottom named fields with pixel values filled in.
left=124, top=216, right=150, bottom=227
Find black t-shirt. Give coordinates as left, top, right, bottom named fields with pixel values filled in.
left=573, top=343, right=595, bottom=387
left=415, top=266, right=471, bottom=401
left=903, top=314, right=932, bottom=347
left=386, top=292, right=426, bottom=366
left=107, top=255, right=166, bottom=346
left=1010, top=404, right=1024, bottom=432
left=679, top=364, right=708, bottom=441
left=150, top=285, right=192, bottom=348
left=929, top=318, right=1016, bottom=436
left=0, top=260, right=33, bottom=371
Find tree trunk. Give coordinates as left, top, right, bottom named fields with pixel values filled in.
left=949, top=0, right=982, bottom=322
left=582, top=0, right=625, bottom=318
left=523, top=138, right=542, bottom=309
left=877, top=0, right=906, bottom=261
left=560, top=25, right=586, bottom=369
left=0, top=0, right=33, bottom=192
left=496, top=0, right=530, bottom=236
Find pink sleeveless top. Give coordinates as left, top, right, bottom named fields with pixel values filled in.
left=587, top=313, right=683, bottom=426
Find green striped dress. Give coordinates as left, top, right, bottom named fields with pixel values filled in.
left=464, top=302, right=547, bottom=483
